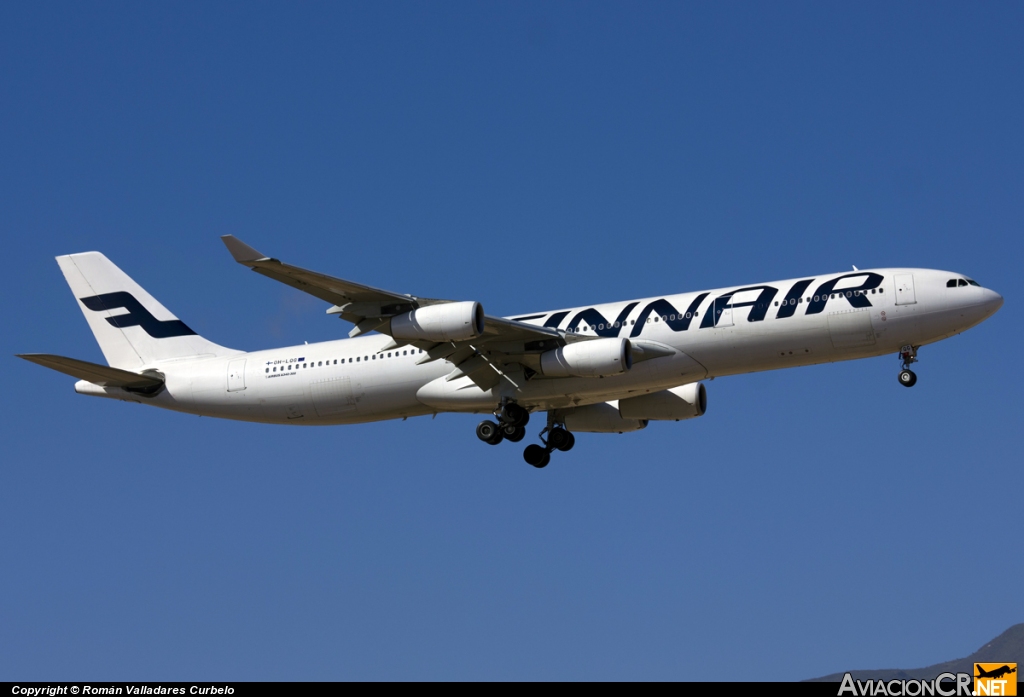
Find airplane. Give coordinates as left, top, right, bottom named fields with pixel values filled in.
left=976, top=665, right=1017, bottom=679
left=18, top=236, right=1003, bottom=468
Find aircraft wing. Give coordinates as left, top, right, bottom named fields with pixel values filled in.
left=221, top=236, right=579, bottom=391
left=221, top=235, right=429, bottom=312
left=17, top=354, right=164, bottom=389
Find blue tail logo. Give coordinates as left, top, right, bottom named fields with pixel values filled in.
left=80, top=292, right=196, bottom=339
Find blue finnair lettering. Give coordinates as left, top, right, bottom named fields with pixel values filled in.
left=521, top=271, right=885, bottom=337
left=630, top=295, right=708, bottom=337
left=806, top=272, right=883, bottom=315
left=568, top=302, right=638, bottom=337
left=544, top=311, right=571, bottom=328
left=776, top=279, right=815, bottom=319
left=700, top=286, right=779, bottom=328
left=79, top=292, right=196, bottom=338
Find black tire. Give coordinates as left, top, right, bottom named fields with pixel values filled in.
left=558, top=431, right=575, bottom=452
left=548, top=427, right=572, bottom=451
left=524, top=444, right=548, bottom=467
left=503, top=424, right=526, bottom=442
left=504, top=403, right=529, bottom=427
left=899, top=369, right=917, bottom=387
left=477, top=420, right=501, bottom=444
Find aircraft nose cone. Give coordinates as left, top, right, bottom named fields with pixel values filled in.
left=982, top=288, right=1004, bottom=315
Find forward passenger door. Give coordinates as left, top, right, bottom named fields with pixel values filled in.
left=894, top=274, right=917, bottom=306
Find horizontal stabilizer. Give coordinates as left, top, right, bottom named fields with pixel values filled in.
left=17, top=354, right=164, bottom=389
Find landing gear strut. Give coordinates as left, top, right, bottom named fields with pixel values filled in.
left=501, top=401, right=530, bottom=428
left=898, top=345, right=918, bottom=388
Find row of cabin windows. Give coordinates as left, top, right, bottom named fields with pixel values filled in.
left=775, top=288, right=882, bottom=306
left=947, top=278, right=980, bottom=287
left=266, top=349, right=425, bottom=373
left=568, top=288, right=885, bottom=331
left=568, top=314, right=699, bottom=332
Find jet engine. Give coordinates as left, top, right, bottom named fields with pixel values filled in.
left=391, top=301, right=485, bottom=342
left=563, top=402, right=648, bottom=433
left=540, top=338, right=632, bottom=378
left=618, top=382, right=707, bottom=421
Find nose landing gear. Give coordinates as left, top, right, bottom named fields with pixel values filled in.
left=898, top=345, right=919, bottom=387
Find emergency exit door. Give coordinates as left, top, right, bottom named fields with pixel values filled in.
left=227, top=359, right=246, bottom=392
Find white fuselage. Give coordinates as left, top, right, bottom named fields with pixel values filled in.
left=77, top=267, right=1003, bottom=424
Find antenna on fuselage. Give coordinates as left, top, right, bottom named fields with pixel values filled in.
left=852, top=265, right=859, bottom=271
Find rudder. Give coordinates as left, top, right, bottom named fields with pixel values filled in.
left=57, top=252, right=238, bottom=369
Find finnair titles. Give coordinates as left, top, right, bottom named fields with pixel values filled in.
left=20, top=236, right=1003, bottom=468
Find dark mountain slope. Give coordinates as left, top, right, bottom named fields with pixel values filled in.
left=809, top=623, right=1024, bottom=682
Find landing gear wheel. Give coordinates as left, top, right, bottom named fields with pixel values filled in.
left=503, top=403, right=529, bottom=427
left=524, top=444, right=550, bottom=468
left=502, top=424, right=526, bottom=442
left=547, top=427, right=575, bottom=452
left=898, top=369, right=917, bottom=387
left=476, top=420, right=504, bottom=445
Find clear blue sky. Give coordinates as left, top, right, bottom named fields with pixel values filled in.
left=2, top=2, right=1021, bottom=681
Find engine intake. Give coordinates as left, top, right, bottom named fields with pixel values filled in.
left=391, top=301, right=485, bottom=343
left=540, top=338, right=632, bottom=377
left=618, top=383, right=707, bottom=421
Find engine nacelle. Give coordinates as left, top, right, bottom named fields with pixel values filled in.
left=618, top=382, right=707, bottom=421
left=540, top=338, right=633, bottom=377
left=391, top=301, right=485, bottom=343
left=563, top=402, right=647, bottom=433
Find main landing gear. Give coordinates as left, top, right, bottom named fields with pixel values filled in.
left=475, top=403, right=576, bottom=469
left=476, top=401, right=530, bottom=446
left=523, top=423, right=576, bottom=469
left=898, top=345, right=919, bottom=388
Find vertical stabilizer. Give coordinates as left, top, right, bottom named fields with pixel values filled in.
left=57, top=252, right=239, bottom=369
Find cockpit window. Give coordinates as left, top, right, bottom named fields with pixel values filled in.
left=958, top=279, right=968, bottom=287
left=967, top=279, right=980, bottom=286
left=947, top=279, right=957, bottom=287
